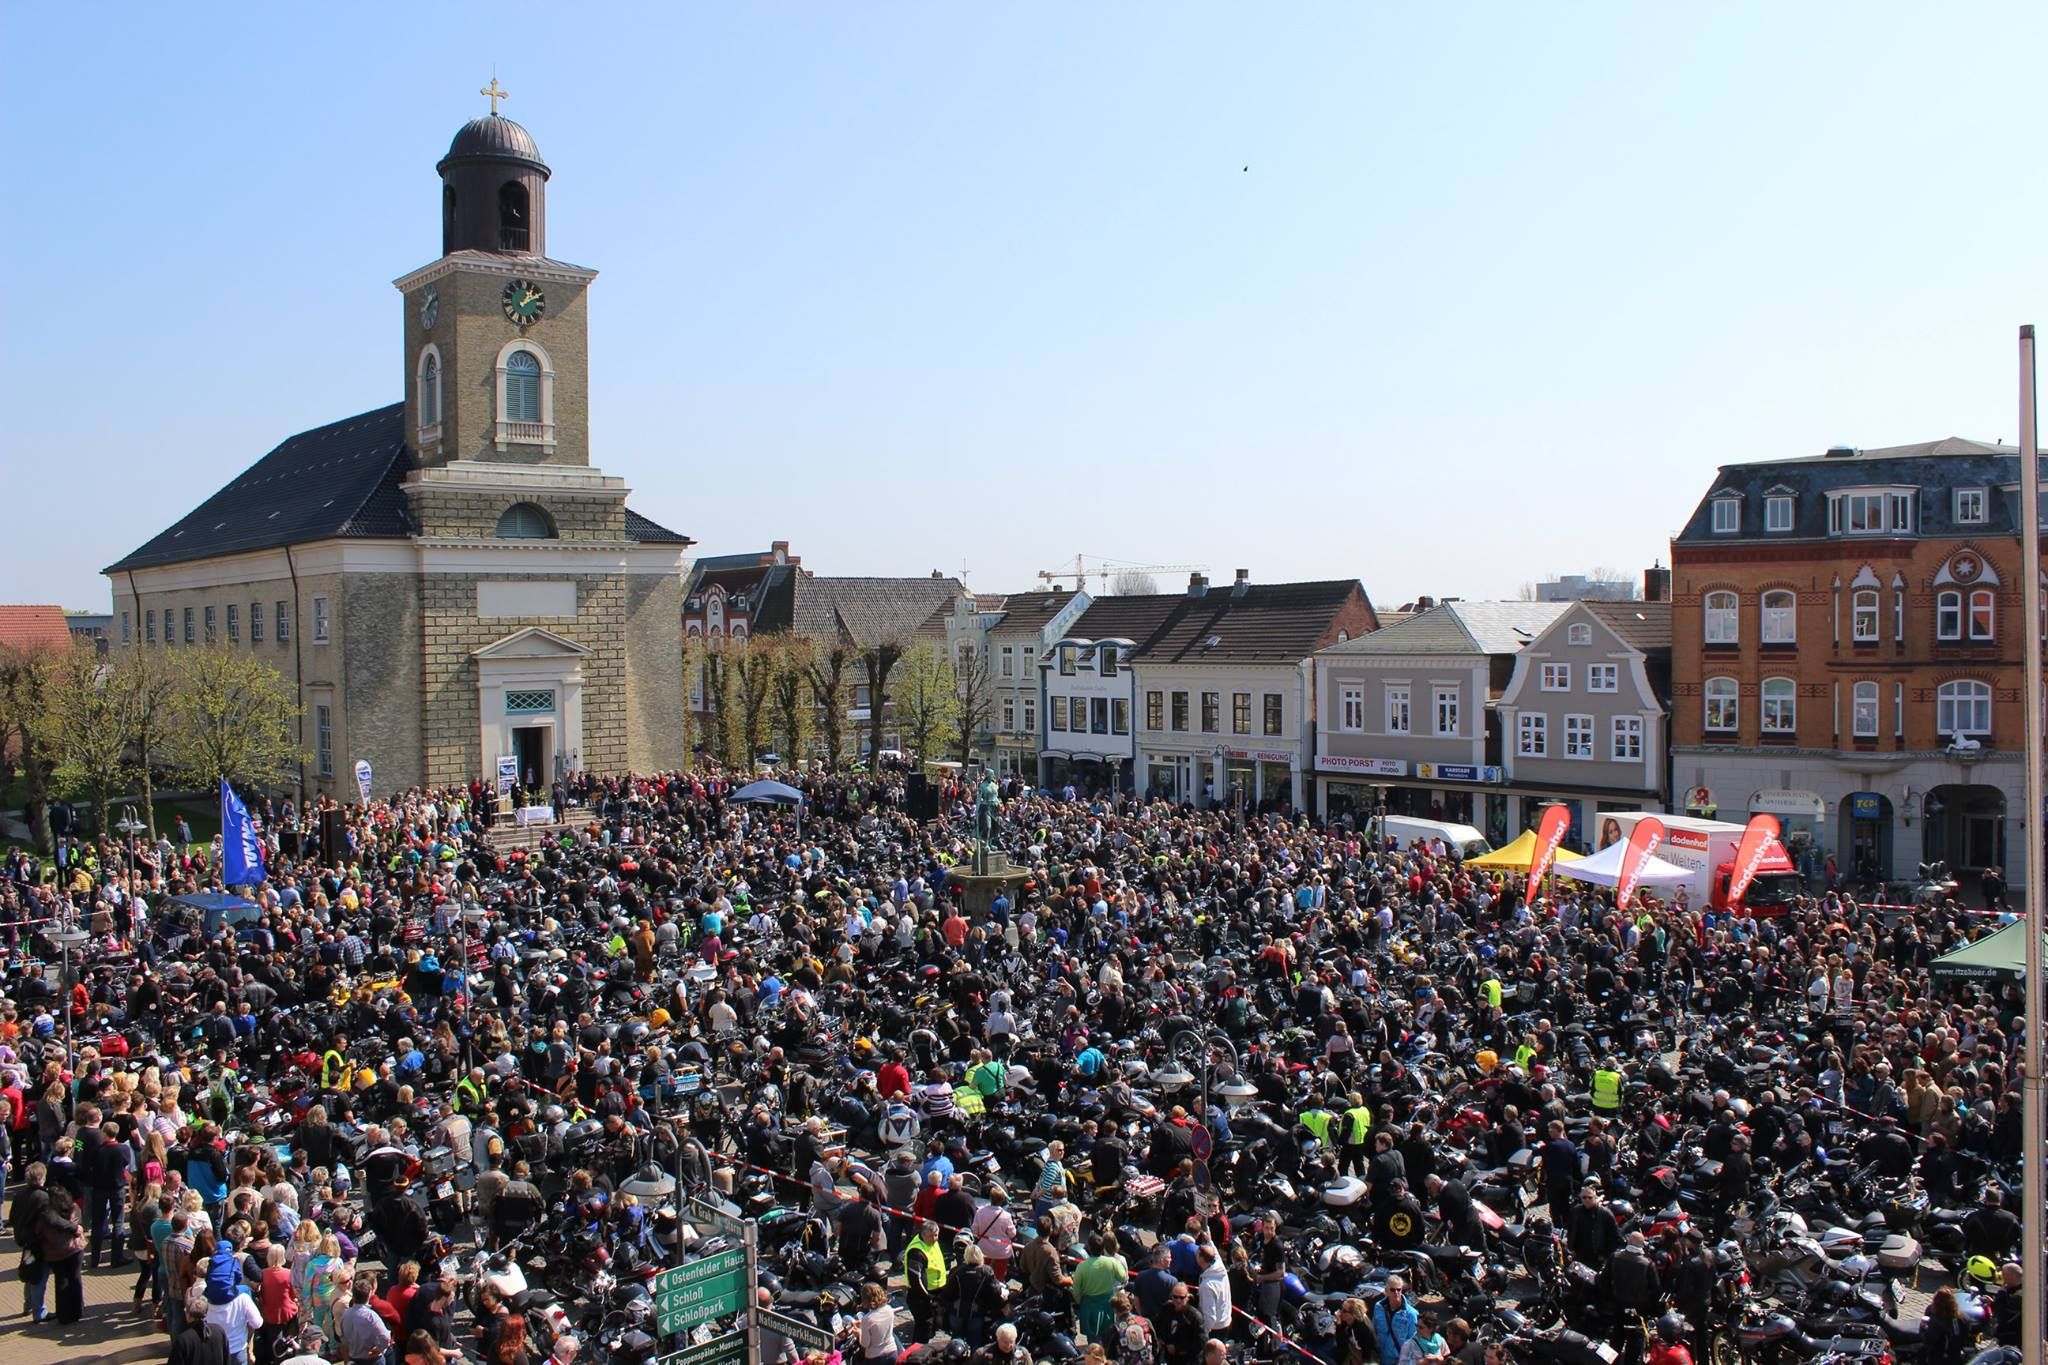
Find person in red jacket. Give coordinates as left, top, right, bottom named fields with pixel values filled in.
left=876, top=1049, right=911, bottom=1101
left=1647, top=1314, right=1694, bottom=1365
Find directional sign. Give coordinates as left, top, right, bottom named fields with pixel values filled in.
left=757, top=1308, right=836, bottom=1354
left=689, top=1195, right=748, bottom=1239
left=658, top=1330, right=748, bottom=1365
left=656, top=1249, right=749, bottom=1334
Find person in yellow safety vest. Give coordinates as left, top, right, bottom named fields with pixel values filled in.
left=1298, top=1105, right=1337, bottom=1150
left=1514, top=1033, right=1539, bottom=1073
left=320, top=1041, right=350, bottom=1094
left=1341, top=1092, right=1374, bottom=1178
left=1481, top=974, right=1503, bottom=1010
left=455, top=1068, right=487, bottom=1116
left=1591, top=1057, right=1624, bottom=1114
left=904, top=1218, right=949, bottom=1340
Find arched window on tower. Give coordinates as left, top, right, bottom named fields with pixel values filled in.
left=417, top=346, right=442, bottom=439
left=495, top=502, right=556, bottom=539
left=443, top=184, right=458, bottom=250
left=505, top=350, right=542, bottom=423
left=498, top=181, right=530, bottom=252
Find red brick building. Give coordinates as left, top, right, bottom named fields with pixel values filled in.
left=1671, top=437, right=2033, bottom=892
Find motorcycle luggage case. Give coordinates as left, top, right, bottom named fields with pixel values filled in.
left=1536, top=1328, right=1618, bottom=1365
left=1878, top=1233, right=1922, bottom=1272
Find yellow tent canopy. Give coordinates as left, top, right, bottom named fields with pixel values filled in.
left=1465, top=829, right=1586, bottom=872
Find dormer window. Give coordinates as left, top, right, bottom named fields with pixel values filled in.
left=1765, top=493, right=1793, bottom=532
left=1711, top=495, right=1741, bottom=534
left=1567, top=623, right=1591, bottom=646
left=1827, top=486, right=1916, bottom=536
left=1100, top=647, right=1119, bottom=678
left=1955, top=487, right=1987, bottom=524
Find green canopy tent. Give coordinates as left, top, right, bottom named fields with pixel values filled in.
left=1928, top=918, right=2040, bottom=982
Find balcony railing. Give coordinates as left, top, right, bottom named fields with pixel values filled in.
left=495, top=420, right=556, bottom=450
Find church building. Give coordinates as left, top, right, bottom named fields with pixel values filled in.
left=106, top=97, right=692, bottom=799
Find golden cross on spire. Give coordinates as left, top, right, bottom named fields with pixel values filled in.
left=481, top=75, right=509, bottom=116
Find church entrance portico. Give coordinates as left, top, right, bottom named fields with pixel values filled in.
left=474, top=626, right=591, bottom=789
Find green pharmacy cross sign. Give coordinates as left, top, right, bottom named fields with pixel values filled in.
left=655, top=1250, right=749, bottom=1335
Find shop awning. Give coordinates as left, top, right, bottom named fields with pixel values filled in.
left=1550, top=839, right=1692, bottom=889
left=1929, top=918, right=2037, bottom=981
left=1465, top=829, right=1585, bottom=872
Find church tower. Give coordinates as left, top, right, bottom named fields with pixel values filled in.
left=395, top=83, right=596, bottom=471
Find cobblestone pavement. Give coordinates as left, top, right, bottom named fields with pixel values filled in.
left=0, top=1232, right=167, bottom=1365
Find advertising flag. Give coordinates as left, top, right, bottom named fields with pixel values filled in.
left=1524, top=803, right=1573, bottom=907
left=220, top=778, right=266, bottom=887
left=1725, top=812, right=1782, bottom=907
left=1614, top=816, right=1668, bottom=913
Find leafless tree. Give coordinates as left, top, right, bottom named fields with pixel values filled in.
left=861, top=638, right=909, bottom=766
left=953, top=645, right=994, bottom=763
left=805, top=641, right=856, bottom=770
left=1107, top=569, right=1159, bottom=596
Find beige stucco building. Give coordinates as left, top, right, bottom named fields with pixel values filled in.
left=105, top=109, right=691, bottom=800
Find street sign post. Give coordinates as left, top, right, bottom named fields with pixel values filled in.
left=755, top=1308, right=835, bottom=1355
left=655, top=1249, right=749, bottom=1335
left=689, top=1195, right=748, bottom=1239
left=658, top=1330, right=749, bottom=1365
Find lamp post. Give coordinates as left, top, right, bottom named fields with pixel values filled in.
left=2014, top=324, right=2043, bottom=1365
left=49, top=926, right=88, bottom=1075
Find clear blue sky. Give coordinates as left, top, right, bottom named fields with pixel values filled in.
left=5, top=4, right=2045, bottom=611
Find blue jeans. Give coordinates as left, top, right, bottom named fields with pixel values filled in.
left=21, top=1254, right=47, bottom=1320
left=88, top=1188, right=125, bottom=1264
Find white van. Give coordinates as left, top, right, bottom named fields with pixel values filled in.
left=1381, top=815, right=1492, bottom=860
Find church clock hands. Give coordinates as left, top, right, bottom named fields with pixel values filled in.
left=502, top=279, right=546, bottom=326
left=419, top=284, right=439, bottom=328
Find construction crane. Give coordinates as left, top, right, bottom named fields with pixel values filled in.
left=1036, top=554, right=1206, bottom=595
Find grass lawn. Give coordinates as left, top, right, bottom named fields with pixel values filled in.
left=2, top=792, right=221, bottom=856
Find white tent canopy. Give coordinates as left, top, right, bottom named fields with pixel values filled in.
left=1550, top=837, right=1694, bottom=889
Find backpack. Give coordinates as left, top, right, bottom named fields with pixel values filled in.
left=205, top=1241, right=241, bottom=1304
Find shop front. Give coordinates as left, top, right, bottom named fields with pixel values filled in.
left=1841, top=790, right=1893, bottom=887
left=1224, top=746, right=1299, bottom=810
left=1749, top=788, right=1828, bottom=885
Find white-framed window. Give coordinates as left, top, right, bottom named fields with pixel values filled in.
left=1704, top=676, right=1738, bottom=732
left=1540, top=663, right=1569, bottom=691
left=1000, top=645, right=1015, bottom=678
left=1567, top=623, right=1591, bottom=646
left=1200, top=691, right=1221, bottom=733
left=1937, top=590, right=1962, bottom=641
left=1434, top=687, right=1458, bottom=736
left=1100, top=648, right=1119, bottom=678
left=1761, top=589, right=1797, bottom=644
left=203, top=606, right=216, bottom=642
left=1852, top=590, right=1879, bottom=641
left=183, top=607, right=194, bottom=643
left=494, top=339, right=556, bottom=450
left=276, top=601, right=289, bottom=643
left=1937, top=679, right=1992, bottom=737
left=312, top=595, right=331, bottom=644
left=1828, top=487, right=1916, bottom=535
left=1021, top=698, right=1035, bottom=734
left=1895, top=681, right=1904, bottom=737
left=1339, top=683, right=1365, bottom=732
left=1712, top=496, right=1740, bottom=533
left=1765, top=494, right=1794, bottom=532
left=1956, top=487, right=1987, bottom=524
left=1059, top=648, right=1076, bottom=676
left=315, top=702, right=333, bottom=777
left=1969, top=589, right=1995, bottom=641
left=1587, top=664, right=1618, bottom=692
left=1171, top=692, right=1189, bottom=732
left=1145, top=691, right=1163, bottom=731
left=249, top=602, right=263, bottom=643
left=1704, top=590, right=1738, bottom=644
left=1232, top=692, right=1252, bottom=735
left=1385, top=685, right=1410, bottom=735
left=1852, top=680, right=1879, bottom=737
left=1002, top=698, right=1016, bottom=733
left=1112, top=699, right=1130, bottom=735
left=225, top=604, right=239, bottom=642
left=1612, top=715, right=1643, bottom=761
left=417, top=344, right=443, bottom=439
left=1264, top=694, right=1284, bottom=735
left=1563, top=714, right=1594, bottom=759
left=1516, top=712, right=1547, bottom=757
left=1761, top=677, right=1797, bottom=734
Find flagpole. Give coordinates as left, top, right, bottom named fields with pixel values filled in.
left=2017, top=323, right=2043, bottom=1365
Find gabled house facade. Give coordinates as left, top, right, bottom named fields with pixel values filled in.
left=1496, top=599, right=1672, bottom=837
left=982, top=589, right=1090, bottom=776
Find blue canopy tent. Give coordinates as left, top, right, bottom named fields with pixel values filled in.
left=169, top=891, right=262, bottom=935
left=731, top=779, right=805, bottom=838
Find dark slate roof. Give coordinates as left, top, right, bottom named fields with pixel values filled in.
left=1068, top=581, right=1370, bottom=664
left=790, top=577, right=965, bottom=648
left=105, top=404, right=418, bottom=573
left=989, top=589, right=1083, bottom=636
left=1582, top=600, right=1672, bottom=652
left=624, top=508, right=691, bottom=545
left=440, top=115, right=548, bottom=173
left=1675, top=437, right=2042, bottom=543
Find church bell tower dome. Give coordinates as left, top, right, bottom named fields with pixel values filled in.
left=437, top=105, right=550, bottom=256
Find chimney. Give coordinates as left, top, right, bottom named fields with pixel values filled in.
left=1231, top=568, right=1250, bottom=597
left=1643, top=561, right=1671, bottom=603
left=770, top=540, right=788, bottom=564
left=1188, top=572, right=1209, bottom=598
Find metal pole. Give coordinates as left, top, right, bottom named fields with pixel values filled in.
left=2017, top=322, right=2043, bottom=1365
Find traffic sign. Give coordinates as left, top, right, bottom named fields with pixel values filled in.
left=757, top=1308, right=835, bottom=1354
left=689, top=1195, right=748, bottom=1239
left=655, top=1249, right=749, bottom=1334
left=658, top=1330, right=748, bottom=1365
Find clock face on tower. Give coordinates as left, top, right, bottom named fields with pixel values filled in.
left=502, top=278, right=546, bottom=327
left=419, top=284, right=439, bottom=329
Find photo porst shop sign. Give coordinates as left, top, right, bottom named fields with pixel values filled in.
left=655, top=1249, right=749, bottom=1334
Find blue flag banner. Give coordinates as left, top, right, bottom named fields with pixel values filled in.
left=220, top=779, right=266, bottom=887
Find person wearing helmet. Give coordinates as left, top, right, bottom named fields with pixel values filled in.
left=1964, top=1187, right=2021, bottom=1262
left=1646, top=1313, right=1693, bottom=1365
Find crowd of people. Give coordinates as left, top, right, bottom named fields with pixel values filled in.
left=0, top=763, right=2035, bottom=1365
